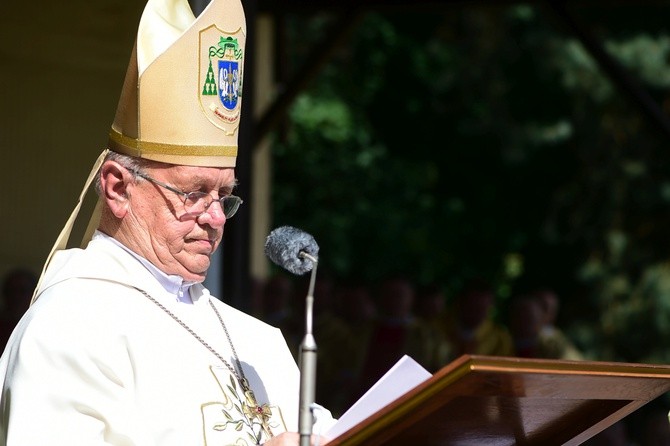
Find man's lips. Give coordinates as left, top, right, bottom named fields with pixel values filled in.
left=189, top=238, right=216, bottom=252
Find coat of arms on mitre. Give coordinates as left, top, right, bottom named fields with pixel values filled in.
left=199, top=25, right=245, bottom=135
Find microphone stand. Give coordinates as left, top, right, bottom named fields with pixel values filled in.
left=298, top=252, right=318, bottom=446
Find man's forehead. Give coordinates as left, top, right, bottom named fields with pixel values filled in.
left=158, top=164, right=237, bottom=187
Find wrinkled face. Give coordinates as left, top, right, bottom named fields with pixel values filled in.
left=125, top=164, right=237, bottom=282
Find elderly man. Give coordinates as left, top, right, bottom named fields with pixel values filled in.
left=0, top=0, right=334, bottom=444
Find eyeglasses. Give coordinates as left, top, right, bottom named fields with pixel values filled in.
left=133, top=171, right=243, bottom=218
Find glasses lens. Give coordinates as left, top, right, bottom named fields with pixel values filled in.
left=222, top=196, right=242, bottom=218
left=183, top=192, right=209, bottom=215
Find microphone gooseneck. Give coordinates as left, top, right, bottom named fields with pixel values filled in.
left=264, top=226, right=319, bottom=446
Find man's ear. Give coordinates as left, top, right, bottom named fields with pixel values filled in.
left=99, top=160, right=133, bottom=218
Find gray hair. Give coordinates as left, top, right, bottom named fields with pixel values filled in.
left=94, top=151, right=147, bottom=196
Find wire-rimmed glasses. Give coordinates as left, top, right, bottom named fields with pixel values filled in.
left=133, top=171, right=243, bottom=218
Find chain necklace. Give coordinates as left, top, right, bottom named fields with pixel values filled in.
left=132, top=286, right=260, bottom=408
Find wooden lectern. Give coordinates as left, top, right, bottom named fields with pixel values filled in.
left=328, top=355, right=670, bottom=445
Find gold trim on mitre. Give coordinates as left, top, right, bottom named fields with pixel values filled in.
left=108, top=128, right=238, bottom=164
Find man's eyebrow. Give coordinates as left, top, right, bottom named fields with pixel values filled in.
left=183, top=176, right=238, bottom=190
left=219, top=183, right=236, bottom=194
left=216, top=178, right=239, bottom=194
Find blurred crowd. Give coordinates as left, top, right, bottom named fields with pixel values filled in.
left=250, top=272, right=670, bottom=445
left=251, top=274, right=586, bottom=415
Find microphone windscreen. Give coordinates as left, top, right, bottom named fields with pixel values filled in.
left=264, top=226, right=319, bottom=275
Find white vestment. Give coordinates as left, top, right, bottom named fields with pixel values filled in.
left=0, top=235, right=334, bottom=445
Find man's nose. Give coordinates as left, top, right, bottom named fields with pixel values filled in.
left=198, top=200, right=226, bottom=227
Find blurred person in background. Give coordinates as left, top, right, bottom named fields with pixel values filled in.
left=0, top=268, right=36, bottom=349
left=444, top=280, right=514, bottom=359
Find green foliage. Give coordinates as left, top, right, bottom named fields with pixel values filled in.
left=271, top=4, right=670, bottom=364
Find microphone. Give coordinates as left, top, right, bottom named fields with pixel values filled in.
left=264, top=226, right=319, bottom=446
left=264, top=226, right=319, bottom=275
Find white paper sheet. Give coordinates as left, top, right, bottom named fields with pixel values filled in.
left=324, top=355, right=432, bottom=440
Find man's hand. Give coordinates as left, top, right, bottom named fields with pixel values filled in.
left=263, top=432, right=330, bottom=446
